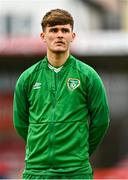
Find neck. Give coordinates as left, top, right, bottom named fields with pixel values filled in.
left=47, top=50, right=70, bottom=67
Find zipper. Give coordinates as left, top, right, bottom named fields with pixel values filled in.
left=48, top=70, right=58, bottom=166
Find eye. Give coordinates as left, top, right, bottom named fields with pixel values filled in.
left=49, top=28, right=58, bottom=33
left=62, top=28, right=70, bottom=33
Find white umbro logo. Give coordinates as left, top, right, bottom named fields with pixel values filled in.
left=33, top=82, right=42, bottom=89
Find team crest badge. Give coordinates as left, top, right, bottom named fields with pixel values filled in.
left=67, top=78, right=80, bottom=90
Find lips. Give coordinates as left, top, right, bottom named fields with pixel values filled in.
left=55, top=41, right=64, bottom=45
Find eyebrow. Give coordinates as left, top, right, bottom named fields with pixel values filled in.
left=49, top=27, right=71, bottom=31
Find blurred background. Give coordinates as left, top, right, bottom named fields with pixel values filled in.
left=0, top=0, right=128, bottom=179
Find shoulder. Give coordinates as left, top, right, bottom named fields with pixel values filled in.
left=15, top=57, right=46, bottom=88
left=71, top=56, right=104, bottom=88
left=72, top=56, right=100, bottom=78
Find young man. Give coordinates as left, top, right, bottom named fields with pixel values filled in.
left=13, top=9, right=109, bottom=179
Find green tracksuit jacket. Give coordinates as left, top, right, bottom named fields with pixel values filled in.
left=13, top=55, right=109, bottom=177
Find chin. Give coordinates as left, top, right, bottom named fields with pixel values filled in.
left=53, top=49, right=66, bottom=53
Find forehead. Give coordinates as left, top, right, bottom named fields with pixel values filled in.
left=45, top=24, right=72, bottom=30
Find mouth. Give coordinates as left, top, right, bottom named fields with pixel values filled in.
left=55, top=41, right=65, bottom=45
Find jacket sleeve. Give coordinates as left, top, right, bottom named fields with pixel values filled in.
left=13, top=75, right=29, bottom=142
left=87, top=72, right=110, bottom=156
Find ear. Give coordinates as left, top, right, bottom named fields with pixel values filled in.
left=40, top=32, right=46, bottom=42
left=71, top=32, right=76, bottom=42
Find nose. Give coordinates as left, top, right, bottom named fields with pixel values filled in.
left=57, top=30, right=63, bottom=38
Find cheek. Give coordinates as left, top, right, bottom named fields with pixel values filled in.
left=67, top=36, right=74, bottom=43
left=67, top=33, right=74, bottom=41
left=46, top=35, right=55, bottom=44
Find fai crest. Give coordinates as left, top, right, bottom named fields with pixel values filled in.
left=67, top=78, right=80, bottom=90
